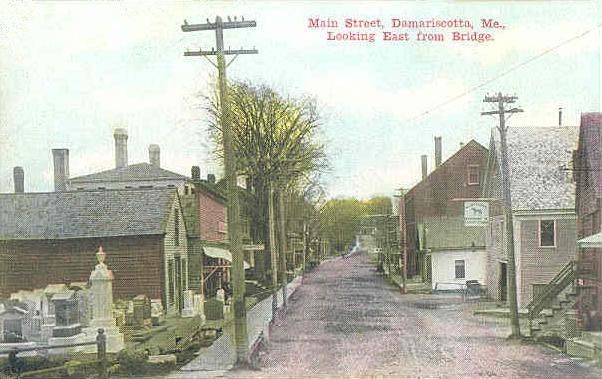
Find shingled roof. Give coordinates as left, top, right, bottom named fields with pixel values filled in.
left=0, top=188, right=177, bottom=240
left=493, top=126, right=578, bottom=211
left=69, top=163, right=187, bottom=184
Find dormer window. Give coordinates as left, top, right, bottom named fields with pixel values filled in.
left=467, top=165, right=480, bottom=185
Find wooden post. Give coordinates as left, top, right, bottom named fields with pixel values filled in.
left=97, top=328, right=108, bottom=379
left=8, top=350, right=18, bottom=374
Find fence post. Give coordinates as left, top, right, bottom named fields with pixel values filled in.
left=96, top=328, right=108, bottom=379
left=8, top=350, right=19, bottom=374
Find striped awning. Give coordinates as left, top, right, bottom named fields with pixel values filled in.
left=203, top=246, right=250, bottom=269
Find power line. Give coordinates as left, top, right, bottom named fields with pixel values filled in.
left=404, top=22, right=602, bottom=124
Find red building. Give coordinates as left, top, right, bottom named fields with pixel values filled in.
left=401, top=139, right=489, bottom=280
left=0, top=188, right=189, bottom=315
left=182, top=170, right=232, bottom=298
left=574, top=112, right=602, bottom=330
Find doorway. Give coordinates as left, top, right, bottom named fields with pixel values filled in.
left=175, top=256, right=183, bottom=313
left=499, top=262, right=508, bottom=302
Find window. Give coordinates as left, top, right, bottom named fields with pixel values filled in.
left=455, top=260, right=465, bottom=279
left=539, top=220, right=556, bottom=247
left=174, top=208, right=180, bottom=246
left=467, top=165, right=480, bottom=185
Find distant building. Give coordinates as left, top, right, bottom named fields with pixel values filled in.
left=0, top=188, right=188, bottom=315
left=65, top=129, right=192, bottom=194
left=482, top=126, right=578, bottom=307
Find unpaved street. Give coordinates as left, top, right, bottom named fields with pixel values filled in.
left=231, top=252, right=600, bottom=378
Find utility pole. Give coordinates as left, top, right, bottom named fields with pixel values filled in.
left=277, top=190, right=289, bottom=309
left=396, top=188, right=407, bottom=293
left=481, top=92, right=523, bottom=339
left=268, top=184, right=279, bottom=321
left=182, top=16, right=257, bottom=366
left=302, top=220, right=307, bottom=279
left=385, top=215, right=391, bottom=279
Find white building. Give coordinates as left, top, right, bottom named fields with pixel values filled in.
left=422, top=215, right=487, bottom=292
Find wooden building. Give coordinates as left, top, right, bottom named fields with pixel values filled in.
left=482, top=126, right=578, bottom=307
left=401, top=139, right=489, bottom=281
left=574, top=112, right=602, bottom=331
left=0, top=188, right=189, bottom=315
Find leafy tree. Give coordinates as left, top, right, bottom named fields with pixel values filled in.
left=206, top=81, right=327, bottom=289
left=319, top=196, right=392, bottom=252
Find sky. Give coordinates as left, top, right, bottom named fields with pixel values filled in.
left=0, top=1, right=600, bottom=199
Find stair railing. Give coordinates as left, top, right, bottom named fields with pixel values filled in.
left=527, top=260, right=577, bottom=321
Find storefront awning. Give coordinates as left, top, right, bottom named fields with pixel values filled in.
left=203, top=246, right=250, bottom=269
left=577, top=232, right=602, bottom=248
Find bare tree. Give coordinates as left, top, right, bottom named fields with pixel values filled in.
left=206, top=81, right=327, bottom=309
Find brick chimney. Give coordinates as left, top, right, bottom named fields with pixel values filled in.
left=434, top=136, right=442, bottom=167
left=149, top=144, right=160, bottom=168
left=114, top=128, right=128, bottom=168
left=421, top=155, right=428, bottom=180
left=52, top=149, right=69, bottom=192
left=13, top=166, right=24, bottom=193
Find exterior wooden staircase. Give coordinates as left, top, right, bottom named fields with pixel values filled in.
left=526, top=260, right=577, bottom=341
left=524, top=260, right=601, bottom=364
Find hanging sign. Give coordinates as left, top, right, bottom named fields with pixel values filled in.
left=464, top=201, right=489, bottom=226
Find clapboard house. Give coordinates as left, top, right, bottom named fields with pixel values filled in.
left=0, top=188, right=189, bottom=315
left=181, top=168, right=234, bottom=299
left=482, top=126, right=578, bottom=307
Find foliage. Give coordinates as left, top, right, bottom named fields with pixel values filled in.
left=319, top=196, right=392, bottom=252
left=205, top=80, right=328, bottom=281
left=1, top=356, right=63, bottom=377
left=206, top=80, right=328, bottom=188
left=116, top=348, right=148, bottom=375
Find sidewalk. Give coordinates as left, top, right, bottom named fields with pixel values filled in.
left=388, top=273, right=432, bottom=294
left=167, top=276, right=303, bottom=379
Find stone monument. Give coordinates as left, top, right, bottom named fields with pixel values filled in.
left=41, top=284, right=67, bottom=342
left=181, top=290, right=196, bottom=318
left=83, top=247, right=124, bottom=353
left=150, top=299, right=165, bottom=326
left=0, top=301, right=38, bottom=356
left=193, top=294, right=205, bottom=324
left=47, top=289, right=89, bottom=354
